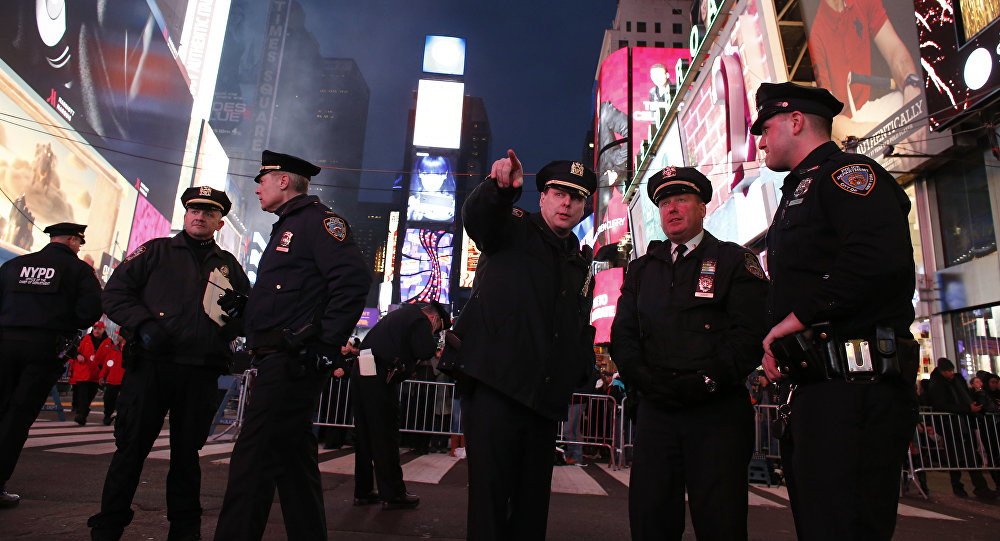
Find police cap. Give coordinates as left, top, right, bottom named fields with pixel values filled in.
left=180, top=186, right=232, bottom=216
left=43, top=222, right=87, bottom=244
left=254, top=150, right=322, bottom=183
left=647, top=166, right=712, bottom=204
left=426, top=301, right=452, bottom=330
left=535, top=160, right=597, bottom=198
left=749, top=82, right=844, bottom=136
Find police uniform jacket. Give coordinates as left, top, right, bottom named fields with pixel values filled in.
left=611, top=233, right=769, bottom=393
left=446, top=178, right=595, bottom=421
left=244, top=194, right=371, bottom=351
left=103, top=233, right=250, bottom=370
left=0, top=242, right=102, bottom=336
left=765, top=141, right=915, bottom=340
left=361, top=304, right=437, bottom=375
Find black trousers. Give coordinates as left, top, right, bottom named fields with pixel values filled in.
left=87, top=357, right=219, bottom=538
left=350, top=364, right=407, bottom=499
left=629, top=391, right=755, bottom=541
left=462, top=381, right=556, bottom=541
left=781, top=379, right=917, bottom=541
left=103, top=384, right=122, bottom=420
left=0, top=336, right=63, bottom=485
left=72, top=381, right=99, bottom=421
left=214, top=352, right=330, bottom=541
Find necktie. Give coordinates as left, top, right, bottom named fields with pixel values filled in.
left=673, top=244, right=687, bottom=262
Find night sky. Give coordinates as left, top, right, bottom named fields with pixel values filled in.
left=297, top=0, right=619, bottom=210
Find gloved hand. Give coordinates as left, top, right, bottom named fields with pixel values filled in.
left=138, top=320, right=169, bottom=351
left=217, top=289, right=248, bottom=319
left=310, top=342, right=343, bottom=372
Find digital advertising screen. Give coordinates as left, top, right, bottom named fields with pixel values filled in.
left=423, top=35, right=466, bottom=76
left=458, top=228, right=480, bottom=289
left=413, top=79, right=464, bottom=149
left=399, top=228, right=453, bottom=304
left=591, top=267, right=624, bottom=344
left=0, top=0, right=195, bottom=220
left=915, top=0, right=1000, bottom=130
left=407, top=152, right=457, bottom=224
left=125, top=195, right=171, bottom=255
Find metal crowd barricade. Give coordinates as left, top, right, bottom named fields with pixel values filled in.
left=617, top=397, right=635, bottom=470
left=906, top=411, right=1000, bottom=499
left=557, top=393, right=619, bottom=468
left=210, top=369, right=255, bottom=441
left=753, top=404, right=781, bottom=459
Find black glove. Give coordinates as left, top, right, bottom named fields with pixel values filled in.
left=310, top=342, right=343, bottom=372
left=138, top=320, right=169, bottom=351
left=217, top=289, right=248, bottom=319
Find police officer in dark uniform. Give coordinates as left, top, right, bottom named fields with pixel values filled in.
left=754, top=82, right=918, bottom=540
left=0, top=222, right=102, bottom=508
left=88, top=187, right=249, bottom=541
left=440, top=150, right=596, bottom=540
left=351, top=301, right=449, bottom=509
left=610, top=168, right=769, bottom=540
left=214, top=151, right=371, bottom=541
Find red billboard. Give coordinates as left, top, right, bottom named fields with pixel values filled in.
left=591, top=267, right=624, bottom=344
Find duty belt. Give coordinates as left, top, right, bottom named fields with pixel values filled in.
left=772, top=323, right=915, bottom=384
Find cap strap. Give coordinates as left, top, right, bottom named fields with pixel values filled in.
left=545, top=179, right=591, bottom=197
left=653, top=180, right=699, bottom=199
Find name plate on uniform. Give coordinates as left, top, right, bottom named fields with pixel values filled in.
left=359, top=349, right=376, bottom=376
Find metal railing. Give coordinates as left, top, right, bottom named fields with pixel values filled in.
left=905, top=412, right=1000, bottom=499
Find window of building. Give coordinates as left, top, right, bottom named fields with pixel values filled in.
left=935, top=154, right=996, bottom=267
left=637, top=22, right=647, bottom=32
left=637, top=40, right=647, bottom=47
left=673, top=9, right=683, bottom=15
left=655, top=41, right=665, bottom=48
left=673, top=23, right=683, bottom=34
left=655, top=22, right=662, bottom=33
left=626, top=21, right=631, bottom=32
left=618, top=39, right=629, bottom=49
left=673, top=41, right=683, bottom=48
left=950, top=305, right=1000, bottom=375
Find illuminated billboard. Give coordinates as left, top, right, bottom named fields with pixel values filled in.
left=458, top=229, right=480, bottom=288
left=915, top=0, right=1000, bottom=129
left=383, top=211, right=400, bottom=283
left=408, top=152, right=457, bottom=223
left=423, top=36, right=466, bottom=76
left=591, top=268, right=623, bottom=344
left=413, top=79, right=464, bottom=149
left=399, top=228, right=453, bottom=304
left=0, top=0, right=195, bottom=220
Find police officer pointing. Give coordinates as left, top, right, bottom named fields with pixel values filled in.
left=215, top=151, right=371, bottom=541
left=88, top=187, right=249, bottom=541
left=611, top=167, right=768, bottom=540
left=0, top=222, right=102, bottom=508
left=754, top=82, right=918, bottom=540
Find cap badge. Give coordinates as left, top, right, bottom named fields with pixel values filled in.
left=662, top=166, right=677, bottom=178
left=777, top=101, right=789, bottom=107
left=199, top=186, right=212, bottom=196
left=570, top=162, right=584, bottom=176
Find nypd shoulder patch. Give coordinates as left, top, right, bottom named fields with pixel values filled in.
left=832, top=164, right=876, bottom=196
left=511, top=208, right=524, bottom=218
left=324, top=216, right=347, bottom=241
left=124, top=245, right=146, bottom=263
left=744, top=252, right=766, bottom=280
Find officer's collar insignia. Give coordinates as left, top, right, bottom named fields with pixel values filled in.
left=570, top=162, right=584, bottom=176
left=199, top=186, right=213, bottom=196
left=793, top=178, right=812, bottom=197
left=276, top=231, right=293, bottom=252
left=325, top=216, right=347, bottom=241
left=219, top=265, right=230, bottom=278
left=511, top=208, right=524, bottom=218
left=832, top=164, right=876, bottom=196
left=123, top=245, right=146, bottom=263
left=745, top=253, right=766, bottom=280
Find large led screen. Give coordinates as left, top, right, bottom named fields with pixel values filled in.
left=0, top=0, right=194, bottom=220
left=413, top=80, right=464, bottom=149
left=407, top=152, right=457, bottom=223
left=915, top=0, right=1000, bottom=129
left=399, top=228, right=453, bottom=304
left=591, top=268, right=623, bottom=344
left=423, top=36, right=466, bottom=76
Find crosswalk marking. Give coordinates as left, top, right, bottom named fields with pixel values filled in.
left=48, top=437, right=169, bottom=455
left=30, top=425, right=112, bottom=435
left=402, top=454, right=461, bottom=484
left=317, top=453, right=355, bottom=475
left=551, top=466, right=607, bottom=496
left=26, top=432, right=119, bottom=448
left=753, top=485, right=962, bottom=520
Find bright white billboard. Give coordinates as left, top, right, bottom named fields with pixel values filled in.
left=413, top=79, right=464, bottom=149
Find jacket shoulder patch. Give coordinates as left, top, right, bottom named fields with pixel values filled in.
left=832, top=164, right=876, bottom=196
left=324, top=216, right=347, bottom=241
left=744, top=252, right=766, bottom=280
left=511, top=208, right=524, bottom=218
left=123, top=246, right=146, bottom=263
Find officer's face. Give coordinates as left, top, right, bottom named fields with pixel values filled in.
left=658, top=193, right=706, bottom=244
left=539, top=187, right=586, bottom=238
left=184, top=207, right=224, bottom=240
left=758, top=114, right=794, bottom=172
left=255, top=171, right=286, bottom=212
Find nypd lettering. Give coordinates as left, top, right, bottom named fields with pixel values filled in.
left=123, top=246, right=146, bottom=263
left=324, top=217, right=347, bottom=241
left=833, top=164, right=876, bottom=196
left=18, top=266, right=57, bottom=285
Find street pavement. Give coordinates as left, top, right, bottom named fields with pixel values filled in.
left=2, top=412, right=1000, bottom=540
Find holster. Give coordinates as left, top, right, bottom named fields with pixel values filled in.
left=773, top=323, right=913, bottom=385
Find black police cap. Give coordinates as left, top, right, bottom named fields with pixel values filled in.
left=749, top=82, right=844, bottom=136
left=253, top=150, right=322, bottom=183
left=535, top=160, right=597, bottom=198
left=425, top=301, right=452, bottom=330
left=43, top=222, right=87, bottom=244
left=180, top=186, right=232, bottom=216
left=647, top=166, right=712, bottom=204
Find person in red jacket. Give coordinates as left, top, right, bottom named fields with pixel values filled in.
left=72, top=321, right=110, bottom=425
left=98, top=333, right=126, bottom=426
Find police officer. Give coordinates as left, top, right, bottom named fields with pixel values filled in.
left=214, top=151, right=371, bottom=541
left=610, top=167, right=769, bottom=540
left=440, top=150, right=596, bottom=540
left=754, top=82, right=918, bottom=540
left=351, top=301, right=449, bottom=509
left=88, top=187, right=250, bottom=541
left=0, top=222, right=102, bottom=508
